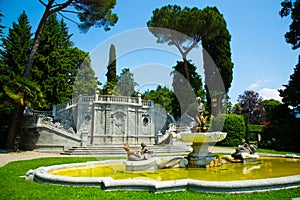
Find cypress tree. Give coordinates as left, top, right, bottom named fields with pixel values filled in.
left=105, top=44, right=117, bottom=94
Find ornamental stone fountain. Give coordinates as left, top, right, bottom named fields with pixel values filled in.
left=175, top=97, right=227, bottom=168
left=122, top=97, right=227, bottom=169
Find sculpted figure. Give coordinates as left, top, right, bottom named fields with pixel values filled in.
left=193, top=97, right=208, bottom=132
left=123, top=143, right=156, bottom=161
left=140, top=142, right=156, bottom=160
left=123, top=144, right=142, bottom=161
left=231, top=139, right=258, bottom=160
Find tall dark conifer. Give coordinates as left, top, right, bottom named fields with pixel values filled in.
left=31, top=14, right=86, bottom=108
left=0, top=10, right=5, bottom=38
left=1, top=11, right=32, bottom=79
left=105, top=44, right=117, bottom=94
left=201, top=8, right=234, bottom=116
left=0, top=11, right=41, bottom=149
left=0, top=11, right=33, bottom=109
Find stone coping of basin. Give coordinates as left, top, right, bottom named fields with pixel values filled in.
left=27, top=157, right=300, bottom=193
left=177, top=132, right=227, bottom=143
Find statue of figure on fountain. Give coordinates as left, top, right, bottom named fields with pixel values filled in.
left=140, top=142, right=156, bottom=160
left=192, top=97, right=208, bottom=133
left=123, top=142, right=156, bottom=161
left=231, top=139, right=259, bottom=162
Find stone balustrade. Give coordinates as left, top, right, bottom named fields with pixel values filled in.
left=97, top=95, right=153, bottom=107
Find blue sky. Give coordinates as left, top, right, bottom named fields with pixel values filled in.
left=1, top=0, right=299, bottom=103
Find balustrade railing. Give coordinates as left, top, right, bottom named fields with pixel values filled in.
left=55, top=97, right=79, bottom=113
left=97, top=95, right=139, bottom=105
left=81, top=96, right=94, bottom=102
left=142, top=100, right=152, bottom=107
left=52, top=95, right=153, bottom=116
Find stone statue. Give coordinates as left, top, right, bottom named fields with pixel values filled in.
left=124, top=143, right=156, bottom=161
left=123, top=144, right=142, bottom=161
left=231, top=139, right=258, bottom=160
left=192, top=97, right=208, bottom=132
left=140, top=142, right=156, bottom=160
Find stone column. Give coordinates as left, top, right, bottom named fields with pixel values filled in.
left=81, top=129, right=88, bottom=147
left=137, top=90, right=142, bottom=105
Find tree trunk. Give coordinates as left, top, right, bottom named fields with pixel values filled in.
left=5, top=104, right=25, bottom=150
left=183, top=57, right=190, bottom=83
left=24, top=3, right=52, bottom=78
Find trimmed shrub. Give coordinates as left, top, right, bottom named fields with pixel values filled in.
left=212, top=114, right=246, bottom=147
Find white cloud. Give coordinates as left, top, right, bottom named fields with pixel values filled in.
left=259, top=88, right=282, bottom=102
left=249, top=82, right=259, bottom=89
left=248, top=80, right=271, bottom=89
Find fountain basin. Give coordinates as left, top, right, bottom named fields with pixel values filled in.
left=26, top=156, right=300, bottom=193
left=177, top=132, right=227, bottom=167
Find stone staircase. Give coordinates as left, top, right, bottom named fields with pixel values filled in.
left=61, top=142, right=192, bottom=156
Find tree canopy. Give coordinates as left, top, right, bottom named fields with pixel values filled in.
left=147, top=5, right=226, bottom=82
left=143, top=86, right=174, bottom=116
left=73, top=55, right=99, bottom=97
left=0, top=10, right=5, bottom=38
left=115, top=68, right=138, bottom=96
left=31, top=14, right=91, bottom=108
left=237, top=90, right=266, bottom=124
left=25, top=0, right=118, bottom=78
left=279, top=55, right=300, bottom=114
left=0, top=11, right=33, bottom=108
left=171, top=60, right=205, bottom=118
left=279, top=0, right=300, bottom=50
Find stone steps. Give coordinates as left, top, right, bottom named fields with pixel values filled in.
left=61, top=143, right=191, bottom=156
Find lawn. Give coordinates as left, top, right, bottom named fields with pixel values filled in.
left=0, top=156, right=299, bottom=200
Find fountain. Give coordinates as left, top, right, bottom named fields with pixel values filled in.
left=175, top=97, right=227, bottom=168
left=25, top=97, right=300, bottom=193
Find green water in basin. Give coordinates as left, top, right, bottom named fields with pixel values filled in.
left=49, top=157, right=300, bottom=181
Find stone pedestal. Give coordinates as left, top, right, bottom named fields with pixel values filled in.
left=187, top=142, right=216, bottom=167
left=177, top=132, right=227, bottom=168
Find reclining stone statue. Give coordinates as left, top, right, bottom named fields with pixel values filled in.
left=123, top=143, right=156, bottom=161
left=231, top=139, right=258, bottom=161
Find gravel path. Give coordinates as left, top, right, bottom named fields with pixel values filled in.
left=0, top=147, right=234, bottom=168
left=0, top=151, right=63, bottom=167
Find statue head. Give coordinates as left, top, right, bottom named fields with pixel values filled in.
left=196, top=97, right=201, bottom=104
left=123, top=144, right=130, bottom=151
left=141, top=142, right=146, bottom=148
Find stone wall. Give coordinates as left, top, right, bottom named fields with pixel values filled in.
left=20, top=94, right=160, bottom=152
left=20, top=124, right=81, bottom=152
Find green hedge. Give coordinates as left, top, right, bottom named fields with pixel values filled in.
left=247, top=124, right=264, bottom=132
left=212, top=114, right=246, bottom=147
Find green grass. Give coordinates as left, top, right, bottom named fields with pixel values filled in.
left=0, top=157, right=299, bottom=200
left=255, top=148, right=300, bottom=156
left=215, top=146, right=300, bottom=156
